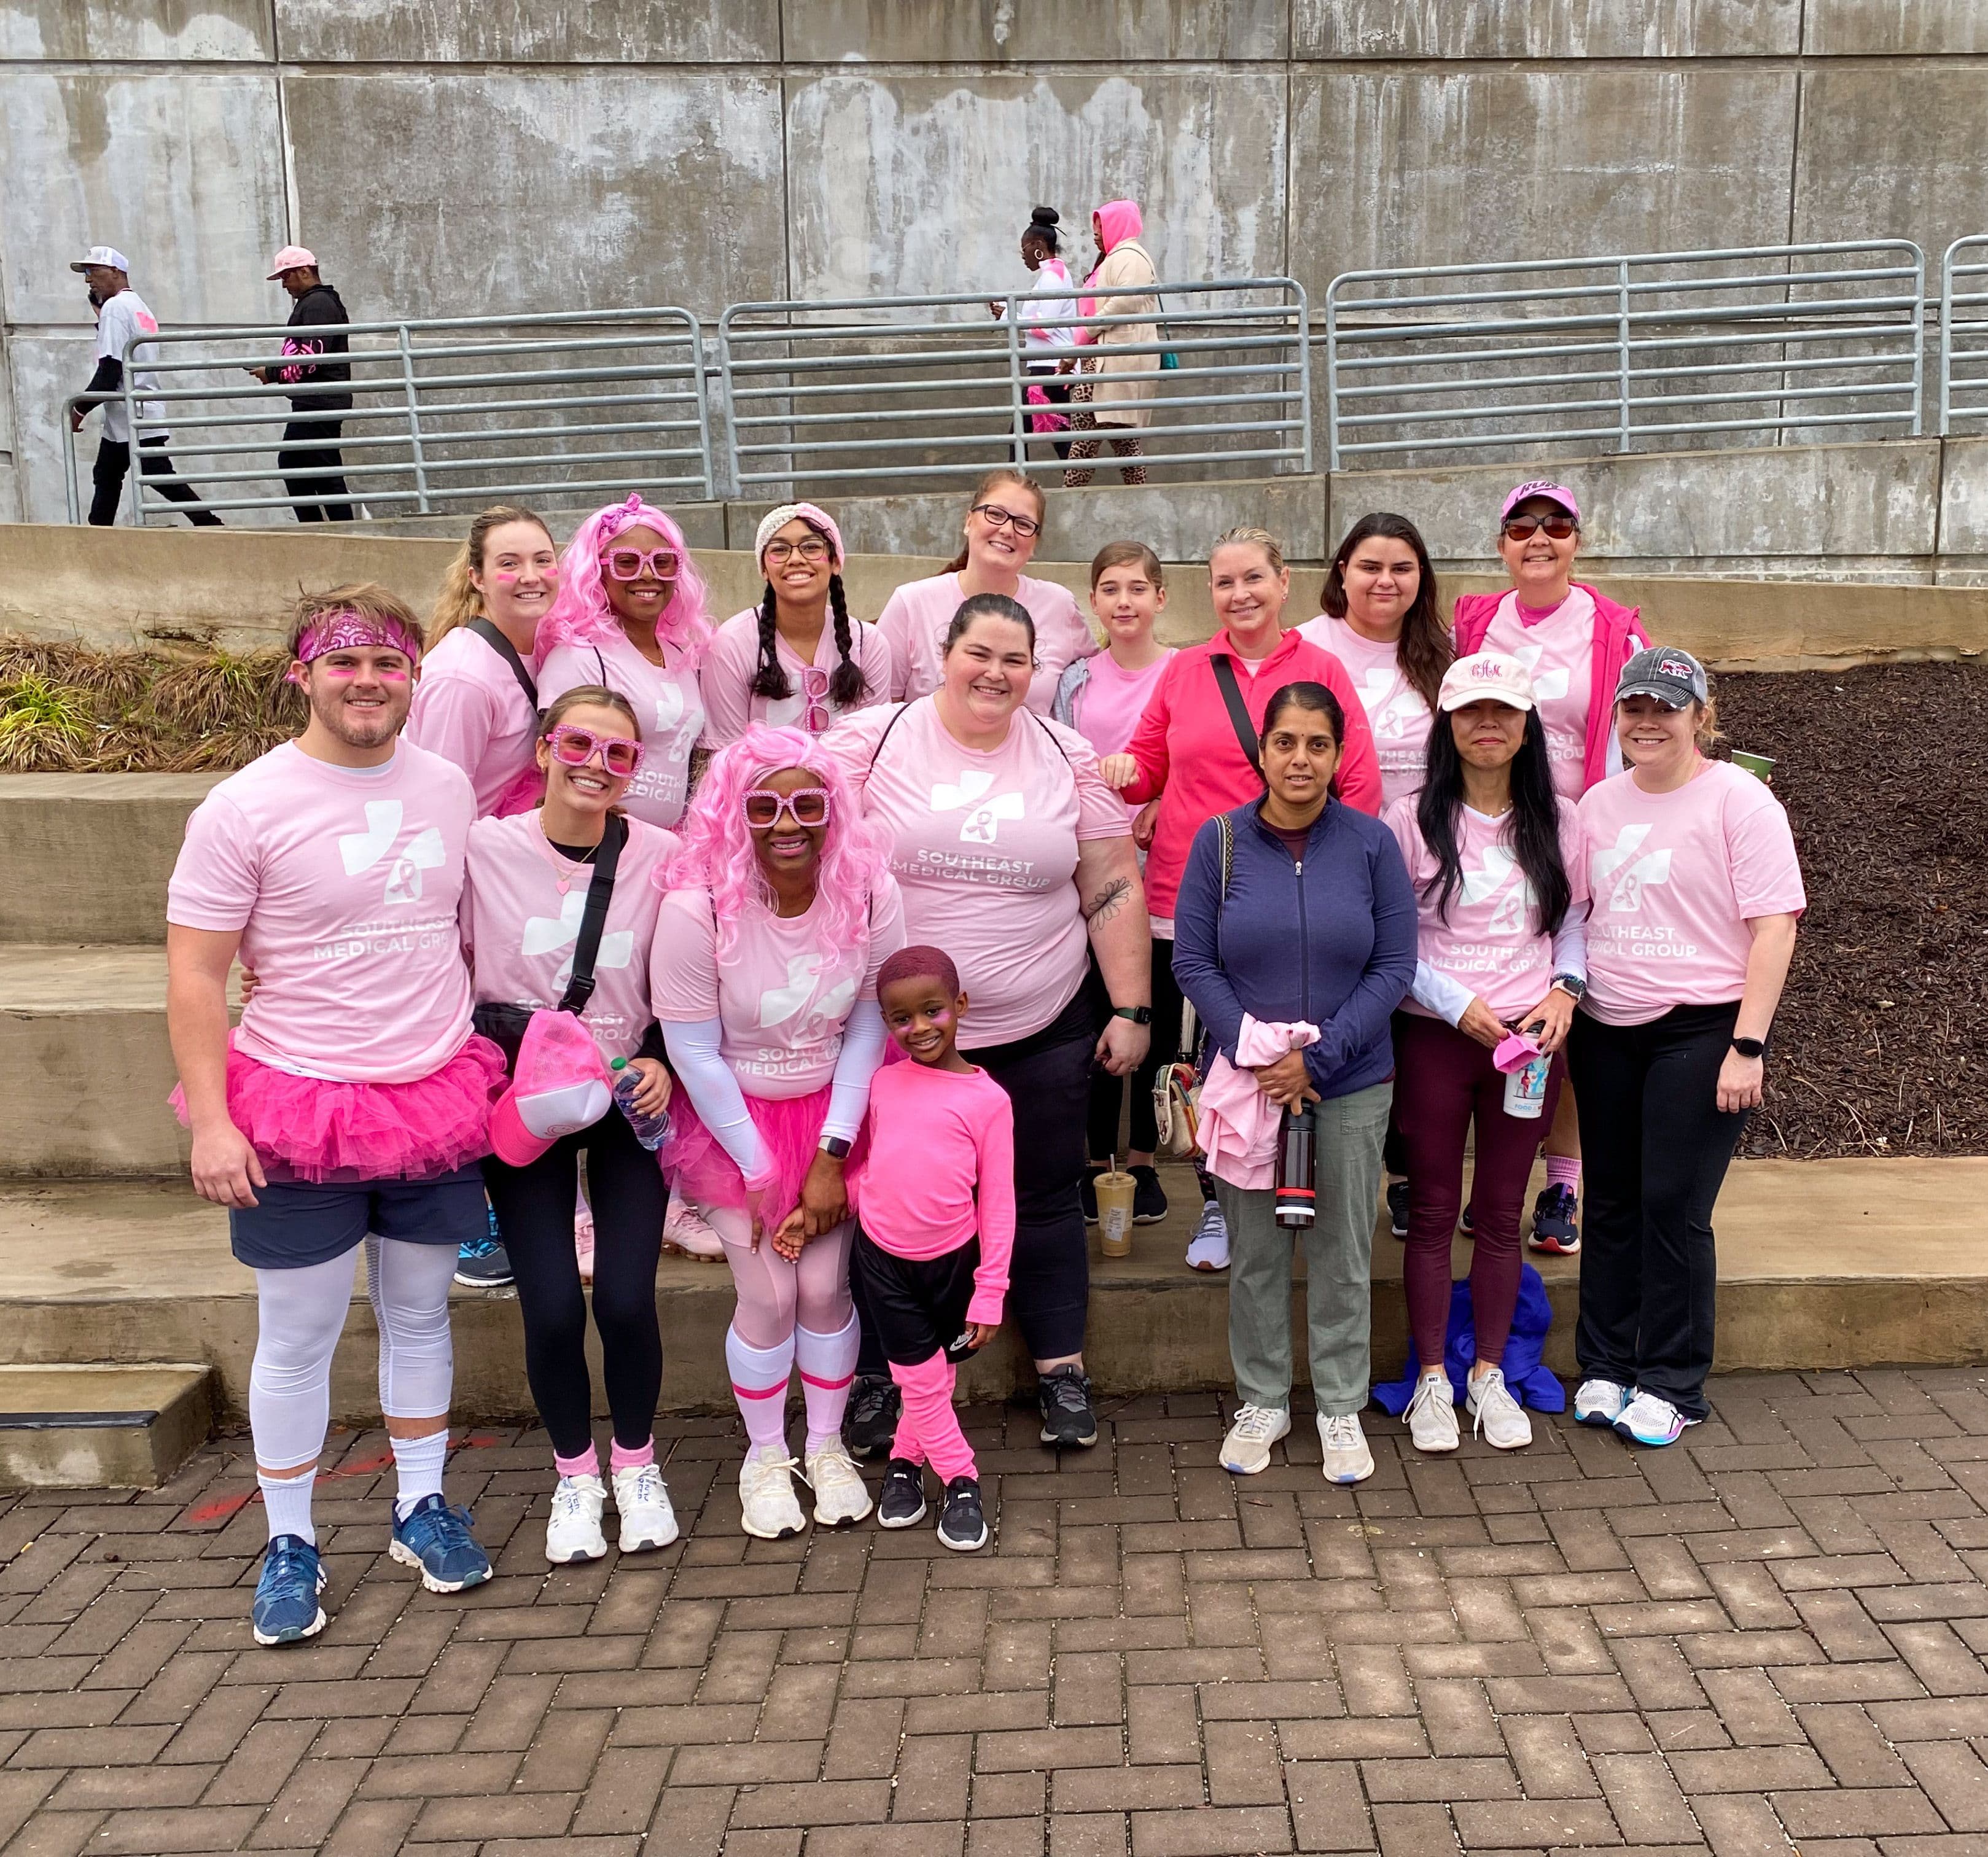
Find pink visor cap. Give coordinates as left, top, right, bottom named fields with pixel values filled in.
left=267, top=246, right=317, bottom=279
left=489, top=1012, right=613, bottom=1166
left=1438, top=651, right=1537, bottom=713
left=1500, top=480, right=1580, bottom=523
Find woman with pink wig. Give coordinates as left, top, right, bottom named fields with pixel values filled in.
left=649, top=725, right=906, bottom=1540
left=537, top=493, right=712, bottom=831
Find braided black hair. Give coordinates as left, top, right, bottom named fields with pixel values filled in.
left=827, top=573, right=864, bottom=706
left=749, top=583, right=790, bottom=701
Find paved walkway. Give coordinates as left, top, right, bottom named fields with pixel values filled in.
left=4, top=1371, right=1988, bottom=1855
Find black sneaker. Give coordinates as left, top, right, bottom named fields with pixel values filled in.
left=454, top=1209, right=514, bottom=1288
left=1080, top=1166, right=1104, bottom=1224
left=843, top=1374, right=901, bottom=1462
left=1386, top=1178, right=1409, bottom=1240
left=937, top=1476, right=989, bottom=1551
left=877, top=1457, right=927, bottom=1528
left=1129, top=1164, right=1169, bottom=1224
left=1037, top=1365, right=1098, bottom=1449
left=1527, top=1183, right=1580, bottom=1256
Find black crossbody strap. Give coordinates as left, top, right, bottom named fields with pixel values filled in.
left=467, top=618, right=538, bottom=709
left=1209, top=655, right=1262, bottom=781
left=557, top=811, right=626, bottom=1014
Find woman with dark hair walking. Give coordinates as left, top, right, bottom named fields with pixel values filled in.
left=1386, top=653, right=1588, bottom=1457
left=700, top=503, right=893, bottom=750
left=993, top=207, right=1077, bottom=461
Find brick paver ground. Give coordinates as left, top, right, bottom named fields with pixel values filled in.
left=4, top=1371, right=1988, bottom=1855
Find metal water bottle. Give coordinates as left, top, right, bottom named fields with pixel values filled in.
left=1275, top=1106, right=1317, bottom=1229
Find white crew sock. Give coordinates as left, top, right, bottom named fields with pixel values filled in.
left=259, top=1469, right=317, bottom=1545
left=391, top=1428, right=448, bottom=1521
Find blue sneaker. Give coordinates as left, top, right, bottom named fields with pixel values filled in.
left=251, top=1535, right=327, bottom=1646
left=389, top=1493, right=493, bottom=1593
left=454, top=1205, right=513, bottom=1288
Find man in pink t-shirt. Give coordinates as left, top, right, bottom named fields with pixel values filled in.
left=166, top=587, right=501, bottom=1646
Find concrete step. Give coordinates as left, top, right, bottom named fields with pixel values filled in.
left=0, top=946, right=236, bottom=1175
left=0, top=1363, right=215, bottom=1489
left=0, top=774, right=220, bottom=946
left=0, top=1160, right=1979, bottom=1425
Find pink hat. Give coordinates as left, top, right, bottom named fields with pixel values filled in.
left=1438, top=651, right=1537, bottom=713
left=266, top=246, right=317, bottom=280
left=1499, top=480, right=1580, bottom=523
left=489, top=1012, right=612, bottom=1167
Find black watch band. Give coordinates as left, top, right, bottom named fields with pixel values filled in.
left=817, top=1135, right=853, bottom=1160
left=1112, top=1005, right=1153, bottom=1026
left=1730, top=1037, right=1766, bottom=1059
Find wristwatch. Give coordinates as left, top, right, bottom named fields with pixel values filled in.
left=817, top=1135, right=853, bottom=1160
left=1730, top=1037, right=1766, bottom=1059
left=1112, top=1005, right=1153, bottom=1025
left=1550, top=973, right=1586, bottom=1002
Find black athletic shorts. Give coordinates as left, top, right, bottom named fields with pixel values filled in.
left=228, top=1162, right=488, bottom=1269
left=851, top=1226, right=984, bottom=1367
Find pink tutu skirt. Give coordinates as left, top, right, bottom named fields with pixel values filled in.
left=658, top=1081, right=868, bottom=1234
left=1026, top=380, right=1070, bottom=435
left=170, top=1035, right=507, bottom=1184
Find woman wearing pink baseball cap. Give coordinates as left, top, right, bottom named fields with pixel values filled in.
left=698, top=503, right=894, bottom=750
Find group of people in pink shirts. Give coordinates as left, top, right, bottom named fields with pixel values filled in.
left=161, top=468, right=1802, bottom=1648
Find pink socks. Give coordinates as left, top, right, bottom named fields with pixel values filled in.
left=1545, top=1156, right=1581, bottom=1194
left=552, top=1437, right=653, bottom=1482
left=726, top=1326, right=795, bottom=1452
left=889, top=1350, right=975, bottom=1483
left=793, top=1314, right=860, bottom=1454
left=553, top=1444, right=599, bottom=1481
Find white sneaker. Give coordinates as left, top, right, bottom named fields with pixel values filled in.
left=1218, top=1403, right=1290, bottom=1474
left=1614, top=1389, right=1698, bottom=1449
left=1405, top=1371, right=1459, bottom=1454
left=545, top=1474, right=608, bottom=1564
left=1185, top=1201, right=1230, bottom=1272
left=1465, top=1367, right=1533, bottom=1450
left=663, top=1199, right=726, bottom=1261
left=739, top=1446, right=808, bottom=1540
left=612, top=1462, right=679, bottom=1552
left=1574, top=1377, right=1632, bottom=1427
left=574, top=1202, right=596, bottom=1283
left=803, top=1437, right=874, bottom=1527
left=1317, top=1412, right=1375, bottom=1485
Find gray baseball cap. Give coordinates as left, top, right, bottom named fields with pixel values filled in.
left=1615, top=645, right=1709, bottom=709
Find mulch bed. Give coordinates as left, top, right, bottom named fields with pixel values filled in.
left=1715, top=660, right=1986, bottom=1158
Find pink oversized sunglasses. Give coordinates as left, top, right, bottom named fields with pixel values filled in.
left=545, top=723, right=645, bottom=777
left=601, top=546, right=679, bottom=583
left=741, top=787, right=831, bottom=831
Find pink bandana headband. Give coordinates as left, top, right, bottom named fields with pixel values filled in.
left=295, top=612, right=424, bottom=665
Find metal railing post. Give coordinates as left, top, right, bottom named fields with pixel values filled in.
left=1939, top=239, right=1957, bottom=437
left=1616, top=260, right=1632, bottom=449
left=1296, top=284, right=1315, bottom=475
left=1911, top=242, right=1928, bottom=437
left=398, top=324, right=431, bottom=515
left=1004, top=294, right=1027, bottom=469
left=61, top=400, right=82, bottom=525
left=123, top=370, right=145, bottom=526
left=1323, top=279, right=1341, bottom=472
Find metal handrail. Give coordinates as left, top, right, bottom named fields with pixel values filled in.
left=1939, top=236, right=1988, bottom=434
left=1323, top=241, right=1928, bottom=467
left=88, top=304, right=711, bottom=524
left=718, top=278, right=1310, bottom=493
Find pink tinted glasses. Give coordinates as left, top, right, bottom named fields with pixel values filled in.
left=546, top=723, right=645, bottom=777
left=741, top=787, right=831, bottom=830
left=601, top=546, right=679, bottom=582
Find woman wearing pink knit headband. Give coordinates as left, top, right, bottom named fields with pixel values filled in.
left=699, top=503, right=894, bottom=750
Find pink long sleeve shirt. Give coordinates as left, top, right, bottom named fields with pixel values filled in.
left=857, top=1059, right=1015, bottom=1327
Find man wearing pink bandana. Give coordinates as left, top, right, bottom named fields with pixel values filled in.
left=166, top=585, right=502, bottom=1647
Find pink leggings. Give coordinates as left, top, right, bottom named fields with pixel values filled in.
left=1394, top=1014, right=1564, bottom=1371
left=891, top=1352, right=975, bottom=1482
left=707, top=1207, right=855, bottom=1349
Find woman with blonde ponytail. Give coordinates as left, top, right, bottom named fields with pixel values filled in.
left=406, top=505, right=558, bottom=816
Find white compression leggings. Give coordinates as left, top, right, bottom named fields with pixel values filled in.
left=250, top=1237, right=458, bottom=1472
left=707, top=1207, right=856, bottom=1350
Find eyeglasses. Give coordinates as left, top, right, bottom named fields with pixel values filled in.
left=545, top=723, right=645, bottom=777
left=1501, top=513, right=1578, bottom=542
left=742, top=787, right=831, bottom=830
left=797, top=666, right=832, bottom=734
left=971, top=504, right=1041, bottom=540
left=601, top=546, right=679, bottom=582
left=764, top=536, right=831, bottom=565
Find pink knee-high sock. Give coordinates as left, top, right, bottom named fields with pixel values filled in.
left=889, top=1351, right=975, bottom=1483
left=725, top=1326, right=794, bottom=1453
left=793, top=1314, right=860, bottom=1454
left=1545, top=1156, right=1581, bottom=1193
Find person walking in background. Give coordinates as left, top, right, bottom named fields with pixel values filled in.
left=1571, top=648, right=1802, bottom=1449
left=251, top=247, right=354, bottom=523
left=1171, top=682, right=1416, bottom=1488
left=1062, top=199, right=1161, bottom=488
left=1386, top=654, right=1586, bottom=1457
left=69, top=246, right=222, bottom=528
left=992, top=206, right=1076, bottom=462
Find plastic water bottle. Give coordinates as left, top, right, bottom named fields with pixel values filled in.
left=610, top=1057, right=671, bottom=1150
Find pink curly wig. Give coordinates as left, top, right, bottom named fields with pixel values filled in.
left=659, top=723, right=892, bottom=962
left=537, top=492, right=713, bottom=658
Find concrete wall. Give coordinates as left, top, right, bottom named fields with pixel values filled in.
left=8, top=4, right=1988, bottom=521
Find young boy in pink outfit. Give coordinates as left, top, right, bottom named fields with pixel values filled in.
left=853, top=946, right=1016, bottom=1551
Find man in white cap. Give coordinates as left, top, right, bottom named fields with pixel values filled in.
left=249, top=246, right=354, bottom=522
left=68, top=246, right=222, bottom=527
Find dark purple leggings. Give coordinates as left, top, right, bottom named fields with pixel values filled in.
left=1394, top=1013, right=1563, bottom=1370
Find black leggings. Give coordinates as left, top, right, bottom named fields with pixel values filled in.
left=1086, top=936, right=1183, bottom=1162
left=482, top=1107, right=668, bottom=1460
left=1567, top=1002, right=1749, bottom=1420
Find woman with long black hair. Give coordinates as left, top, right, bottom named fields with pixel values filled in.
left=1384, top=653, right=1588, bottom=1456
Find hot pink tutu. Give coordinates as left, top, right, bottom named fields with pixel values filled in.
left=658, top=1081, right=868, bottom=1234
left=170, top=1035, right=507, bottom=1184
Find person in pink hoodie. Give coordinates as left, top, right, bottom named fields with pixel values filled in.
left=1452, top=481, right=1647, bottom=1259
left=1061, top=198, right=1161, bottom=488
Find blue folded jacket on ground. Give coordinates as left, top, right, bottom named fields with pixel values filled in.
left=1371, top=1263, right=1566, bottom=1414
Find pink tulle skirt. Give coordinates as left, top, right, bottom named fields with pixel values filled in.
left=658, top=1082, right=868, bottom=1234
left=1026, top=380, right=1071, bottom=435
left=170, top=1036, right=507, bottom=1184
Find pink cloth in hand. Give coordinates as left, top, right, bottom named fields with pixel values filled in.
left=1492, top=1030, right=1542, bottom=1075
left=1196, top=1013, right=1321, bottom=1193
